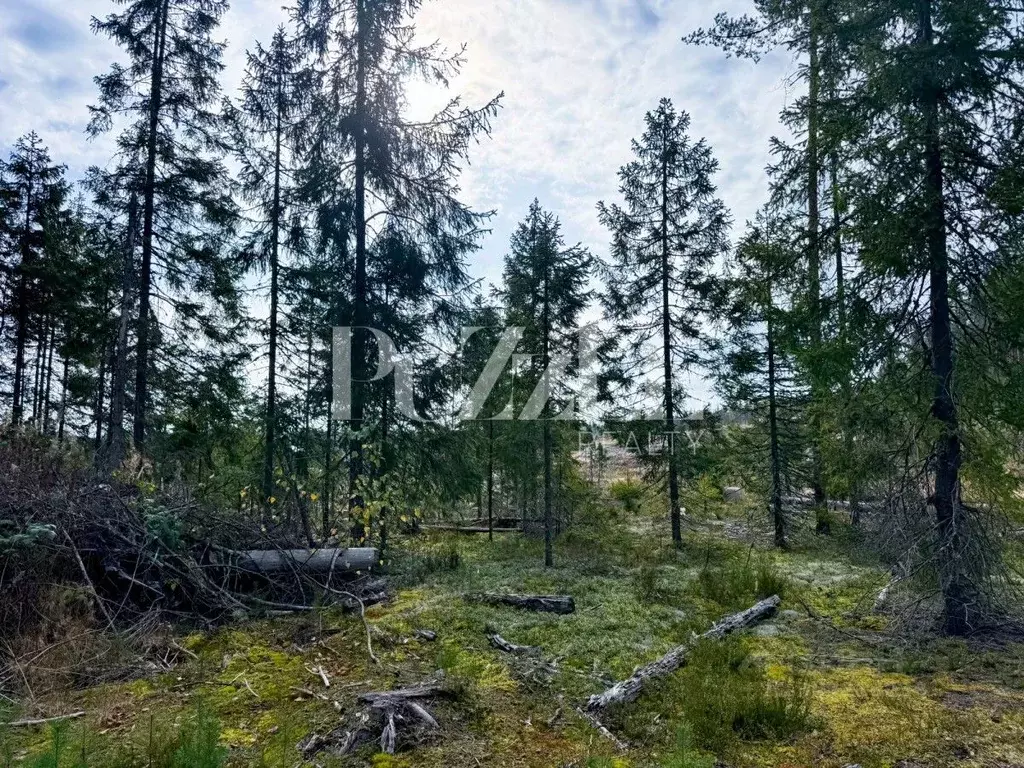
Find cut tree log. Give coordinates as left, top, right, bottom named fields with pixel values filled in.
left=467, top=593, right=575, bottom=614
left=586, top=595, right=781, bottom=711
left=229, top=547, right=378, bottom=575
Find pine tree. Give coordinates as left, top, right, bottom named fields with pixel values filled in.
left=599, top=99, right=730, bottom=549
left=89, top=0, right=237, bottom=451
left=500, top=200, right=592, bottom=567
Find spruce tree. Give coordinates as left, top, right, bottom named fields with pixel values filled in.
left=721, top=212, right=806, bottom=548
left=0, top=134, right=69, bottom=426
left=228, top=26, right=310, bottom=510
left=295, top=0, right=502, bottom=531
left=599, top=99, right=730, bottom=549
left=89, top=0, right=237, bottom=450
left=500, top=200, right=592, bottom=567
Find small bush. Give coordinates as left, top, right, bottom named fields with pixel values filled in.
left=657, top=638, right=812, bottom=754
left=10, top=701, right=227, bottom=768
left=632, top=564, right=668, bottom=604
left=394, top=539, right=462, bottom=585
left=692, top=555, right=789, bottom=609
left=609, top=479, right=644, bottom=514
left=661, top=723, right=715, bottom=768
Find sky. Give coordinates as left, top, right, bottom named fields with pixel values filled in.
left=0, top=0, right=797, bottom=409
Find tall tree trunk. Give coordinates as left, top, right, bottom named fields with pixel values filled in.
left=42, top=325, right=55, bottom=434
left=107, top=191, right=139, bottom=470
left=263, top=58, right=285, bottom=510
left=918, top=0, right=979, bottom=636
left=807, top=2, right=828, bottom=522
left=57, top=359, right=69, bottom=442
left=134, top=0, right=170, bottom=451
left=348, top=0, right=369, bottom=534
left=487, top=419, right=495, bottom=541
left=94, top=341, right=108, bottom=451
left=767, top=284, right=786, bottom=548
left=11, top=164, right=34, bottom=426
left=32, top=322, right=47, bottom=427
left=541, top=224, right=554, bottom=568
left=660, top=142, right=682, bottom=548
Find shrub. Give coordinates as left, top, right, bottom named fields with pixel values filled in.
left=9, top=701, right=227, bottom=768
left=692, top=554, right=789, bottom=609
left=665, top=638, right=812, bottom=754
left=609, top=479, right=644, bottom=514
left=661, top=723, right=715, bottom=768
left=633, top=563, right=664, bottom=604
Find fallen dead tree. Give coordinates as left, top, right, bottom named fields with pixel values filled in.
left=421, top=524, right=519, bottom=534
left=586, top=595, right=781, bottom=711
left=467, top=593, right=576, bottom=614
left=222, top=547, right=378, bottom=575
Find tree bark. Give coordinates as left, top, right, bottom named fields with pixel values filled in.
left=487, top=420, right=495, bottom=540
left=918, top=0, right=979, bottom=636
left=263, top=51, right=285, bottom=510
left=11, top=162, right=34, bottom=425
left=230, top=547, right=378, bottom=575
left=106, top=190, right=138, bottom=470
left=807, top=2, right=828, bottom=521
left=134, top=0, right=170, bottom=450
left=467, top=593, right=575, bottom=614
left=767, top=284, right=787, bottom=549
left=660, top=129, right=682, bottom=548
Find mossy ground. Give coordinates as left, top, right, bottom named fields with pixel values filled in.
left=4, top=498, right=1023, bottom=768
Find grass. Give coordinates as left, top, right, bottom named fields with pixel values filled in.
left=4, top=499, right=1024, bottom=768
left=2, top=700, right=227, bottom=768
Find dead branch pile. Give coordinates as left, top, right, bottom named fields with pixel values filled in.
left=0, top=433, right=382, bottom=650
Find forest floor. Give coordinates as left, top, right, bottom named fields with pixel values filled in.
left=4, top=498, right=1024, bottom=768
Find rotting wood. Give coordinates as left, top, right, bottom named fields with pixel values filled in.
left=488, top=633, right=537, bottom=654
left=467, top=593, right=575, bottom=614
left=7, top=711, right=86, bottom=727
left=586, top=595, right=781, bottom=711
left=576, top=707, right=629, bottom=751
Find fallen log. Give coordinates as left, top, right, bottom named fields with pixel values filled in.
left=421, top=525, right=519, bottom=534
left=468, top=593, right=575, bottom=614
left=6, top=712, right=86, bottom=728
left=488, top=633, right=537, bottom=654
left=229, top=547, right=378, bottom=575
left=586, top=595, right=781, bottom=711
